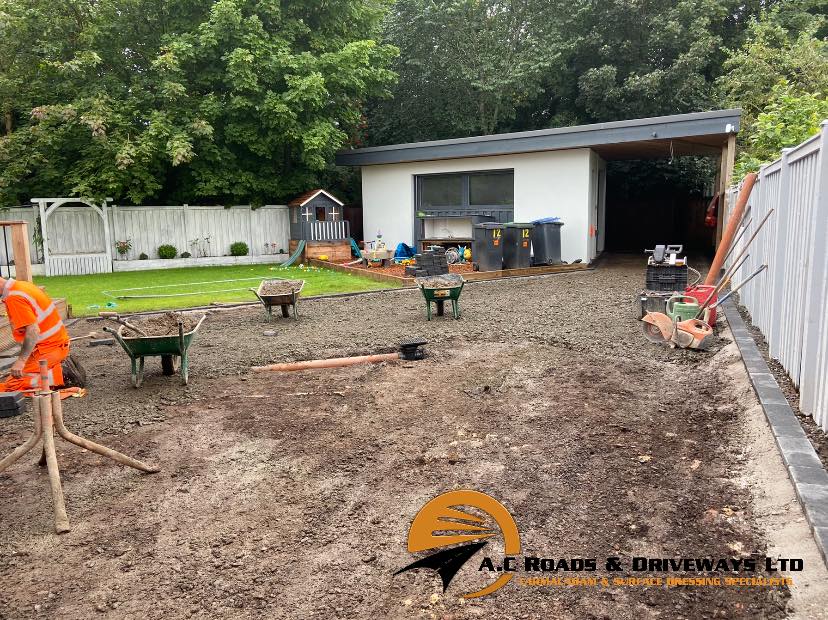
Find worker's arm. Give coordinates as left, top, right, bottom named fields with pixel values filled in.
left=11, top=323, right=39, bottom=378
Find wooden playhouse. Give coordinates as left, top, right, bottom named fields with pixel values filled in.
left=287, top=189, right=353, bottom=262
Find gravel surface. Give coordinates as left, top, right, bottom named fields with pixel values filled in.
left=122, top=312, right=203, bottom=337
left=415, top=274, right=464, bottom=289
left=258, top=279, right=304, bottom=297
left=0, top=255, right=795, bottom=619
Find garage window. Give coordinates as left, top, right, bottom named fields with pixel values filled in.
left=469, top=171, right=513, bottom=206
left=416, top=170, right=514, bottom=209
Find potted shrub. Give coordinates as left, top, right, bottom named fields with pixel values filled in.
left=230, top=241, right=249, bottom=256
left=114, top=239, right=132, bottom=260
left=158, top=244, right=177, bottom=259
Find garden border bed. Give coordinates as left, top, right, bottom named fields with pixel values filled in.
left=309, top=258, right=591, bottom=285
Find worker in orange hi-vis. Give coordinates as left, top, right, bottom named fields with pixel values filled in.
left=0, top=276, right=69, bottom=392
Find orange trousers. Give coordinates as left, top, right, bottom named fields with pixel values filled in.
left=0, top=344, right=68, bottom=392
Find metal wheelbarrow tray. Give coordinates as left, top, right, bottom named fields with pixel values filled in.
left=251, top=279, right=305, bottom=320
left=105, top=315, right=206, bottom=388
left=416, top=274, right=465, bottom=320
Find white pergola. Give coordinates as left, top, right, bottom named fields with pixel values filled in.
left=31, top=197, right=113, bottom=276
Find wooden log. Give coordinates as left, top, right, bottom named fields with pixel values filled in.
left=38, top=394, right=71, bottom=534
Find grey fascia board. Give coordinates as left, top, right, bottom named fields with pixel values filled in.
left=336, top=109, right=742, bottom=166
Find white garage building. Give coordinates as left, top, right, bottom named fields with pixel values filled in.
left=335, top=109, right=741, bottom=264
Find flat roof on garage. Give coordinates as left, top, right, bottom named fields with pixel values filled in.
left=335, top=109, right=741, bottom=166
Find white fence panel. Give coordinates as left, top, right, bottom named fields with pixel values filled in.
left=0, top=203, right=290, bottom=263
left=48, top=254, right=112, bottom=276
left=47, top=206, right=107, bottom=254
left=0, top=206, right=38, bottom=265
left=725, top=120, right=828, bottom=432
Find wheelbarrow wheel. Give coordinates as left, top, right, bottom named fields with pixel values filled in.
left=161, top=354, right=180, bottom=376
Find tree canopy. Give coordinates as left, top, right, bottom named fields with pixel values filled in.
left=1, top=0, right=826, bottom=206
left=718, top=4, right=828, bottom=174
left=0, top=0, right=397, bottom=207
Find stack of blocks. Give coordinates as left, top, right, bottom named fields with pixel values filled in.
left=406, top=248, right=450, bottom=277
left=0, top=392, right=26, bottom=418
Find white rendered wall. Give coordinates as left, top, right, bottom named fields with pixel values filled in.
left=359, top=149, right=592, bottom=263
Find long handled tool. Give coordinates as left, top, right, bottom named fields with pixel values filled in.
left=710, top=264, right=768, bottom=308
left=721, top=215, right=752, bottom=265
left=98, top=311, right=147, bottom=336
left=251, top=339, right=427, bottom=372
left=694, top=253, right=750, bottom=319
left=725, top=208, right=774, bottom=270
left=69, top=331, right=98, bottom=342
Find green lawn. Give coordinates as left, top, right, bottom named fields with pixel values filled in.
left=35, top=263, right=396, bottom=316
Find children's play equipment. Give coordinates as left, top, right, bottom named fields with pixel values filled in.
left=281, top=239, right=306, bottom=267
left=0, top=360, right=158, bottom=533
left=287, top=189, right=353, bottom=262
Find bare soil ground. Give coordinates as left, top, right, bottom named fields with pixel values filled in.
left=123, top=312, right=204, bottom=337
left=0, top=255, right=810, bottom=619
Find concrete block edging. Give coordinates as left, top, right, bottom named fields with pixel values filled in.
left=722, top=299, right=828, bottom=566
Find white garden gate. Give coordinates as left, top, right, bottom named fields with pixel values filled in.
left=32, top=197, right=113, bottom=276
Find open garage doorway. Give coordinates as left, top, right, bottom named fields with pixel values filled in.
left=603, top=158, right=719, bottom=256
left=593, top=126, right=736, bottom=261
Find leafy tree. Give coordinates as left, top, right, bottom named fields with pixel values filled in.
left=371, top=0, right=785, bottom=144
left=368, top=0, right=560, bottom=143
left=718, top=4, right=828, bottom=176
left=0, top=0, right=397, bottom=207
left=733, top=80, right=828, bottom=175
left=718, top=8, right=827, bottom=127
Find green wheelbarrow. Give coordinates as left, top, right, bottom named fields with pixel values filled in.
left=416, top=274, right=465, bottom=320
left=104, top=315, right=206, bottom=388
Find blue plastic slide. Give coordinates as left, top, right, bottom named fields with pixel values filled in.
left=281, top=239, right=306, bottom=267
left=349, top=237, right=363, bottom=259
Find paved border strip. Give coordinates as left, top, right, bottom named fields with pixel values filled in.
left=722, top=298, right=828, bottom=566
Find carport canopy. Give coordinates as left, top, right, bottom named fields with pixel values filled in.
left=335, top=109, right=740, bottom=166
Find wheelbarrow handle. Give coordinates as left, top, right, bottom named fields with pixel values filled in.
left=103, top=325, right=132, bottom=355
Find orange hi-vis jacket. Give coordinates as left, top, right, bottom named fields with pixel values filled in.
left=0, top=278, right=69, bottom=391
left=2, top=278, right=68, bottom=350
